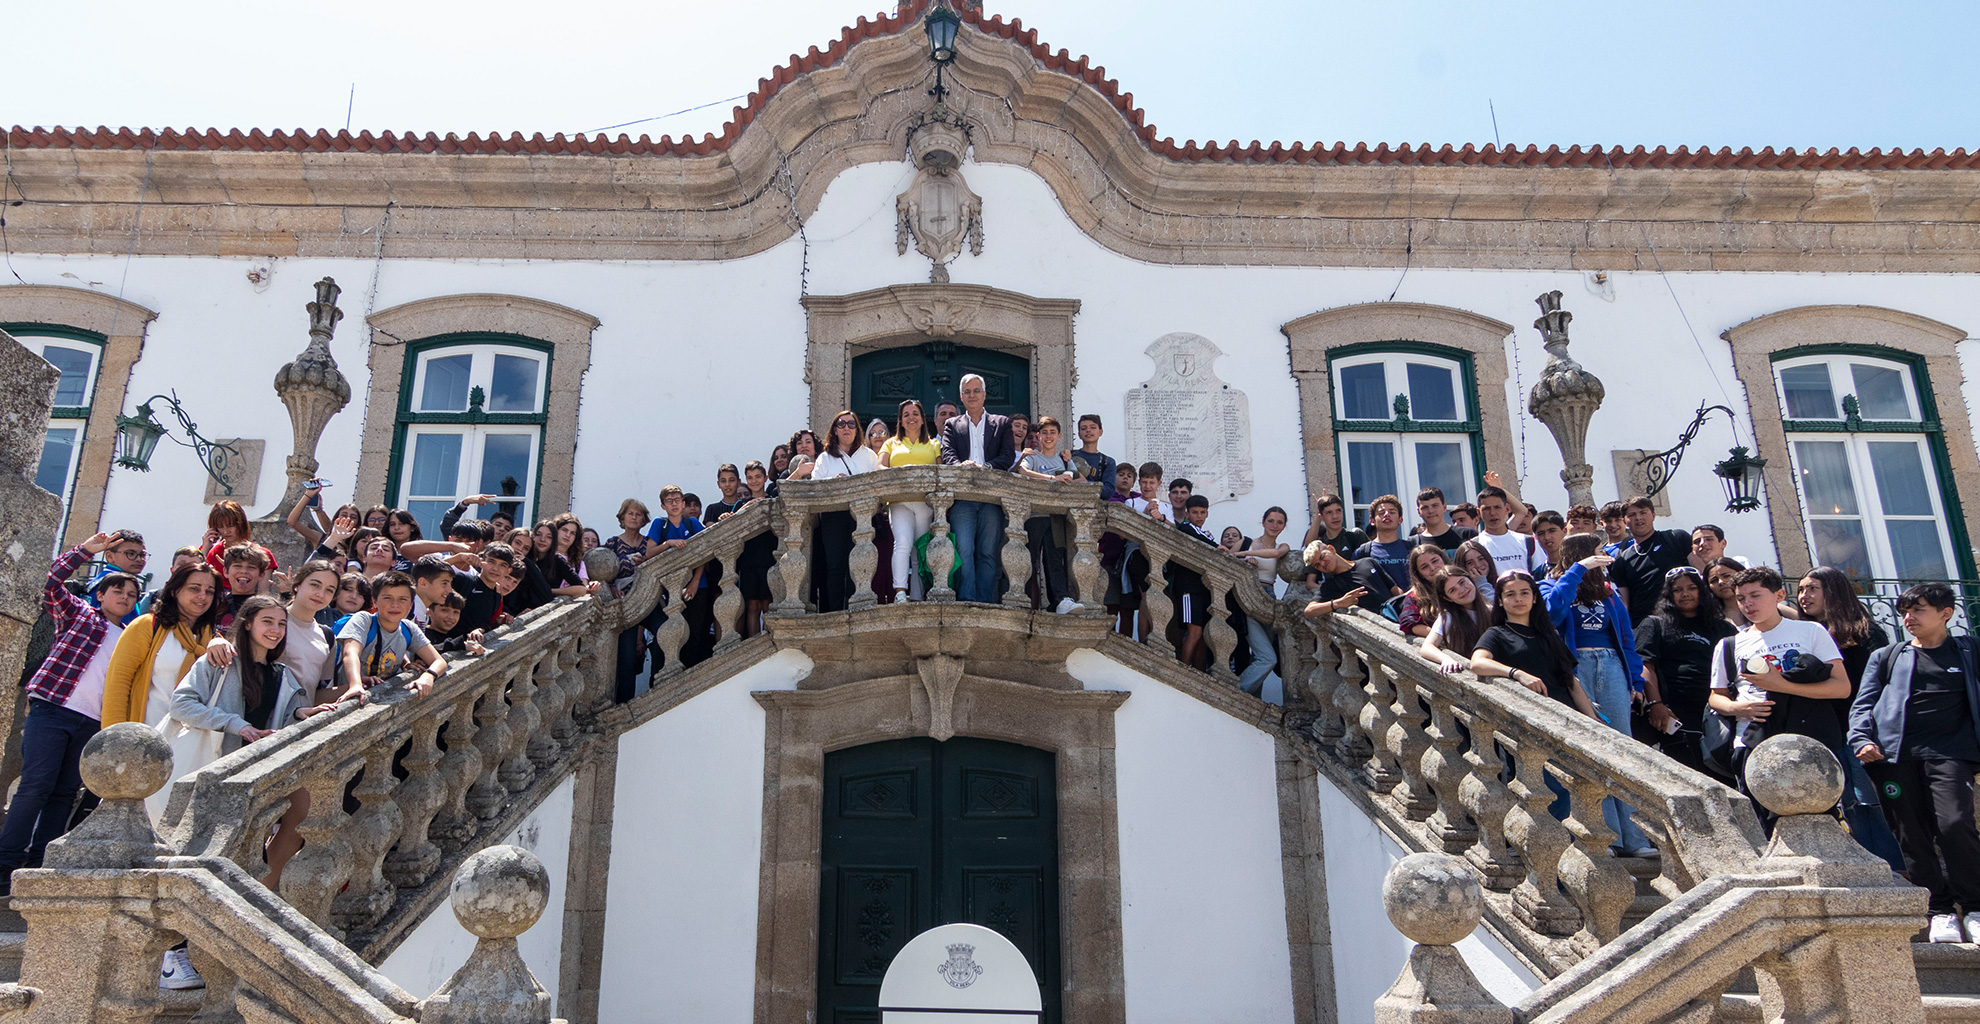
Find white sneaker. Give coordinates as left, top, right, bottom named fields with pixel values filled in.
left=1929, top=913, right=1965, bottom=944
left=1964, top=912, right=1980, bottom=944
left=160, top=947, right=205, bottom=989
left=1054, top=597, right=1078, bottom=615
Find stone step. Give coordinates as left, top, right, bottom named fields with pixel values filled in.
left=1720, top=992, right=1980, bottom=1022
left=1918, top=942, right=1980, bottom=995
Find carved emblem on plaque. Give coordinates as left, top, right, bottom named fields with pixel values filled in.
left=938, top=943, right=984, bottom=989
left=897, top=116, right=984, bottom=284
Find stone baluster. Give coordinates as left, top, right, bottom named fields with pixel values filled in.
left=849, top=496, right=880, bottom=610
left=1139, top=551, right=1175, bottom=656
left=925, top=492, right=957, bottom=601
left=430, top=695, right=487, bottom=852
left=1557, top=771, right=1636, bottom=953
left=1332, top=638, right=1372, bottom=763
left=1069, top=506, right=1103, bottom=612
left=1359, top=658, right=1404, bottom=795
left=278, top=759, right=360, bottom=936
left=1372, top=854, right=1513, bottom=1024
left=1305, top=623, right=1346, bottom=743
left=1384, top=670, right=1440, bottom=821
left=1455, top=707, right=1522, bottom=890
left=1503, top=739, right=1579, bottom=937
left=385, top=712, right=447, bottom=889
left=331, top=741, right=404, bottom=934
left=653, top=571, right=690, bottom=679
left=772, top=507, right=811, bottom=613
left=421, top=845, right=559, bottom=1024
left=1204, top=577, right=1242, bottom=685
left=466, top=671, right=516, bottom=821
left=1000, top=498, right=1034, bottom=609
left=499, top=660, right=541, bottom=794
left=526, top=644, right=566, bottom=769
left=1419, top=691, right=1480, bottom=854
left=555, top=640, right=586, bottom=748
left=713, top=543, right=744, bottom=651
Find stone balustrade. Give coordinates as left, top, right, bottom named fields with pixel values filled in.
left=1373, top=735, right=1930, bottom=1024
left=9, top=723, right=566, bottom=1024
left=1298, top=606, right=1770, bottom=971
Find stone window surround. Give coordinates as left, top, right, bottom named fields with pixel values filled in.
left=1282, top=302, right=1519, bottom=512
left=752, top=669, right=1129, bottom=1024
left=0, top=285, right=156, bottom=549
left=356, top=294, right=597, bottom=518
left=1722, top=304, right=1977, bottom=578
left=800, top=285, right=1079, bottom=434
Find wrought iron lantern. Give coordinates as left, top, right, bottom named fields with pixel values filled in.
left=1713, top=446, right=1767, bottom=513
left=112, top=392, right=241, bottom=495
left=924, top=5, right=962, bottom=105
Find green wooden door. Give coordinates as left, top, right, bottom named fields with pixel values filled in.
left=848, top=342, right=1030, bottom=429
left=818, top=737, right=1060, bottom=1024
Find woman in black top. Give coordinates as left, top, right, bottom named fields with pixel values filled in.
left=1635, top=566, right=1736, bottom=777
left=1797, top=564, right=1905, bottom=871
left=1469, top=571, right=1597, bottom=719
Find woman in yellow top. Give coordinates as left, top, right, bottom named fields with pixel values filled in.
left=879, top=399, right=940, bottom=603
left=102, top=561, right=225, bottom=734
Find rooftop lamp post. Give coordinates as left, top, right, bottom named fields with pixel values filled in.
left=113, top=393, right=241, bottom=495
left=924, top=5, right=961, bottom=106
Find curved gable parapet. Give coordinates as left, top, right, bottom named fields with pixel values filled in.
left=7, top=8, right=1980, bottom=268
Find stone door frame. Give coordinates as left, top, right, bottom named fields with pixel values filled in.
left=752, top=668, right=1128, bottom=1024
left=800, top=285, right=1079, bottom=432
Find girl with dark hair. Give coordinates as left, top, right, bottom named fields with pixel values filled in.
left=1541, top=533, right=1655, bottom=855
left=1797, top=564, right=1905, bottom=871
left=1455, top=539, right=1499, bottom=605
left=1420, top=566, right=1491, bottom=673
left=806, top=410, right=880, bottom=612
left=550, top=513, right=586, bottom=565
left=1397, top=544, right=1450, bottom=639
left=1470, top=571, right=1597, bottom=718
left=363, top=505, right=392, bottom=530
left=101, top=561, right=226, bottom=735
left=1706, top=556, right=1750, bottom=627
left=879, top=399, right=939, bottom=603
left=382, top=510, right=463, bottom=571
left=528, top=521, right=592, bottom=598
left=769, top=445, right=792, bottom=482
left=1635, top=565, right=1737, bottom=777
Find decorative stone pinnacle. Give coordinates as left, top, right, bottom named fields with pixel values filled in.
left=41, top=724, right=172, bottom=869
left=306, top=276, right=344, bottom=342
left=423, top=845, right=556, bottom=1024
left=1526, top=290, right=1605, bottom=509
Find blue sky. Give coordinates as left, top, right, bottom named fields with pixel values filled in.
left=11, top=1, right=1976, bottom=152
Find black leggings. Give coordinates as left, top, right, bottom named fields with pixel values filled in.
left=813, top=510, right=856, bottom=612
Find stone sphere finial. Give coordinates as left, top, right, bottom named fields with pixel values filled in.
left=449, top=845, right=550, bottom=941
left=79, top=723, right=174, bottom=801
left=582, top=549, right=623, bottom=592
left=1383, top=852, right=1485, bottom=946
left=1745, top=734, right=1844, bottom=816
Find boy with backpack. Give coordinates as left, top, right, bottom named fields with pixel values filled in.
left=334, top=570, right=447, bottom=702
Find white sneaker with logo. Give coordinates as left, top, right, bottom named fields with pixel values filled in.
left=159, top=947, right=205, bottom=990
left=1929, top=913, right=1965, bottom=944
left=1054, top=597, right=1078, bottom=615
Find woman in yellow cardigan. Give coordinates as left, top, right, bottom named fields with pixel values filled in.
left=101, top=562, right=225, bottom=732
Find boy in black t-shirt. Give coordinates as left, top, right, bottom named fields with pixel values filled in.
left=1170, top=495, right=1219, bottom=671
left=1850, top=582, right=1980, bottom=943
left=1299, top=541, right=1396, bottom=618
left=1411, top=487, right=1477, bottom=553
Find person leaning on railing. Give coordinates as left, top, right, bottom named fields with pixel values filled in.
left=1014, top=416, right=1079, bottom=615
left=804, top=410, right=881, bottom=612
left=939, top=374, right=1018, bottom=604
left=1300, top=539, right=1395, bottom=619
left=878, top=399, right=939, bottom=604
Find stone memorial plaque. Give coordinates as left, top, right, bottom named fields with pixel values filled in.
left=1610, top=449, right=1672, bottom=516
left=203, top=438, right=264, bottom=505
left=879, top=922, right=1041, bottom=1023
left=1123, top=332, right=1253, bottom=502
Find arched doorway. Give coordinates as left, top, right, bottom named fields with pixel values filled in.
left=849, top=342, right=1031, bottom=429
left=818, top=736, right=1060, bottom=1023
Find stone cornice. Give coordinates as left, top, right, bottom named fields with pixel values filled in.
left=5, top=22, right=1980, bottom=269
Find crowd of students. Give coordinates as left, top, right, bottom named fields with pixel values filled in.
left=8, top=374, right=1979, bottom=978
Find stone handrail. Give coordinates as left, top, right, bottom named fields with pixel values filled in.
left=1299, top=606, right=1768, bottom=971
left=1370, top=738, right=1930, bottom=1024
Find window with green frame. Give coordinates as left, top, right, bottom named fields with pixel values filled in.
left=386, top=334, right=553, bottom=538
left=1328, top=342, right=1486, bottom=530
left=1772, top=345, right=1971, bottom=581
left=4, top=322, right=106, bottom=542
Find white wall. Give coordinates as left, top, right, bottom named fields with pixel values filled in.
left=14, top=152, right=1980, bottom=571
left=376, top=773, right=576, bottom=1003
left=1314, top=771, right=1539, bottom=1022
left=594, top=648, right=812, bottom=1024
left=1065, top=649, right=1298, bottom=1023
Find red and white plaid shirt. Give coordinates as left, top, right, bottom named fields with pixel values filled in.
left=26, top=546, right=113, bottom=710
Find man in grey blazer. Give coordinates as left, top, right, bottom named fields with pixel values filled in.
left=938, top=373, right=1017, bottom=603
left=1849, top=581, right=1980, bottom=943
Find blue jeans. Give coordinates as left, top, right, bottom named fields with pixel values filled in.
left=1577, top=647, right=1652, bottom=852
left=949, top=500, right=1006, bottom=604
left=0, top=699, right=100, bottom=872
left=1238, top=601, right=1279, bottom=700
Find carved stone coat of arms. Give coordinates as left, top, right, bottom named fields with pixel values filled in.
left=897, top=167, right=984, bottom=283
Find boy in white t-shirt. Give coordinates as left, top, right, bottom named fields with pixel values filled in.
left=1474, top=485, right=1548, bottom=578
left=1708, top=565, right=1848, bottom=753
